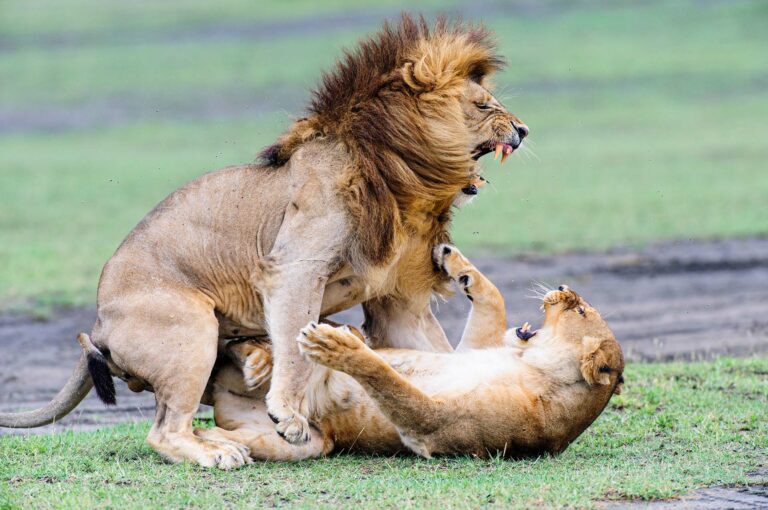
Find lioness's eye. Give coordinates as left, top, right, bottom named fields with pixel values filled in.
left=476, top=102, right=491, bottom=110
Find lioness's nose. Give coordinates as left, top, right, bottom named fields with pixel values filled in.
left=514, top=122, right=529, bottom=140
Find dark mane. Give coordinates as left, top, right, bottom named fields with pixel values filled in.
left=309, top=14, right=503, bottom=126
left=259, top=14, right=504, bottom=268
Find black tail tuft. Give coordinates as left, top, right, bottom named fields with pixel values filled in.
left=87, top=351, right=116, bottom=406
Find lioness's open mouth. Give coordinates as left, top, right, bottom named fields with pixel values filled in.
left=516, top=321, right=537, bottom=341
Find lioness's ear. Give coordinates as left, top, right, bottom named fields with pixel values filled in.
left=614, top=374, right=624, bottom=395
left=580, top=335, right=611, bottom=386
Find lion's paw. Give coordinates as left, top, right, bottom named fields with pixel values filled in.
left=194, top=428, right=253, bottom=468
left=265, top=394, right=311, bottom=445
left=297, top=322, right=365, bottom=371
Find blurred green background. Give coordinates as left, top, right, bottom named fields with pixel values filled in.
left=1, top=0, right=766, bottom=309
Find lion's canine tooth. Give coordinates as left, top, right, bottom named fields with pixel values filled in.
left=494, top=143, right=503, bottom=160
left=501, top=151, right=510, bottom=164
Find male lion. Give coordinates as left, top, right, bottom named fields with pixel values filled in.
left=0, top=15, right=528, bottom=468
left=196, top=245, right=624, bottom=462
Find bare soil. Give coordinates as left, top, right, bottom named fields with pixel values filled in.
left=601, top=469, right=768, bottom=509
left=1, top=237, right=766, bottom=437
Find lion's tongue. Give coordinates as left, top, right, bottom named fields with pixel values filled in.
left=494, top=143, right=515, bottom=164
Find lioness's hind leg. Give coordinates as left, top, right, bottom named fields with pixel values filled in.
left=196, top=425, right=328, bottom=461
left=227, top=340, right=273, bottom=390
left=201, top=386, right=330, bottom=461
left=432, top=244, right=507, bottom=350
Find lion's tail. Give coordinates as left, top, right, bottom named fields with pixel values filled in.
left=0, top=333, right=115, bottom=429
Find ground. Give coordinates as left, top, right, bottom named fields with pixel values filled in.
left=1, top=1, right=767, bottom=508
left=1, top=239, right=767, bottom=508
left=1, top=358, right=766, bottom=509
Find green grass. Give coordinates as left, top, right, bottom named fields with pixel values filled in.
left=1, top=357, right=766, bottom=509
left=1, top=0, right=767, bottom=309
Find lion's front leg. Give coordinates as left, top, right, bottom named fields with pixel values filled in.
left=362, top=297, right=452, bottom=352
left=260, top=263, right=330, bottom=445
left=256, top=191, right=349, bottom=445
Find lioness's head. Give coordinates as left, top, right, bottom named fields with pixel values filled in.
left=515, top=286, right=624, bottom=394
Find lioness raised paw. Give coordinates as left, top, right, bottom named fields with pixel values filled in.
left=297, top=322, right=366, bottom=372
left=433, top=244, right=483, bottom=302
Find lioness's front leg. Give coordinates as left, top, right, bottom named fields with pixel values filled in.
left=297, top=323, right=458, bottom=458
left=432, top=244, right=507, bottom=350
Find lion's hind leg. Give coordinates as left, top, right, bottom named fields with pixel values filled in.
left=433, top=244, right=507, bottom=350
left=105, top=292, right=251, bottom=470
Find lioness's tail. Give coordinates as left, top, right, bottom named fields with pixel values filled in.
left=0, top=333, right=115, bottom=429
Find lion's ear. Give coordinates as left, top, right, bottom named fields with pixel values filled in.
left=580, top=335, right=611, bottom=386
left=401, top=61, right=435, bottom=92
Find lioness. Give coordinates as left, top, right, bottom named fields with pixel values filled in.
left=197, top=245, right=624, bottom=463
left=0, top=16, right=528, bottom=468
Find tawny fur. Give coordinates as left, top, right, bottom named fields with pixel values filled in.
left=0, top=15, right=528, bottom=469
left=205, top=246, right=624, bottom=461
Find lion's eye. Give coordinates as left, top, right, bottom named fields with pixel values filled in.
left=577, top=306, right=586, bottom=316
left=476, top=102, right=491, bottom=110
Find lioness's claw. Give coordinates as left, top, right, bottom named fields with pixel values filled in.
left=297, top=323, right=364, bottom=371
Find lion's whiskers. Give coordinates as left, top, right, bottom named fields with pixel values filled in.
left=517, top=142, right=540, bottom=163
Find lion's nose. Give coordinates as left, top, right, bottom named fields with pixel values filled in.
left=514, top=123, right=529, bottom=141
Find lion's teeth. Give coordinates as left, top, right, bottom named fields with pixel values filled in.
left=494, top=143, right=503, bottom=160
left=501, top=151, right=510, bottom=164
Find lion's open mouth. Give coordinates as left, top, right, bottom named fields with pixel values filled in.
left=472, top=142, right=517, bottom=163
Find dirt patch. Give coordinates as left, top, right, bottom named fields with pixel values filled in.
left=1, top=237, right=767, bottom=437
left=604, top=485, right=768, bottom=509
left=601, top=469, right=768, bottom=509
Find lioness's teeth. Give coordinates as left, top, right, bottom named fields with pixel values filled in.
left=501, top=151, right=510, bottom=164
left=494, top=144, right=503, bottom=160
